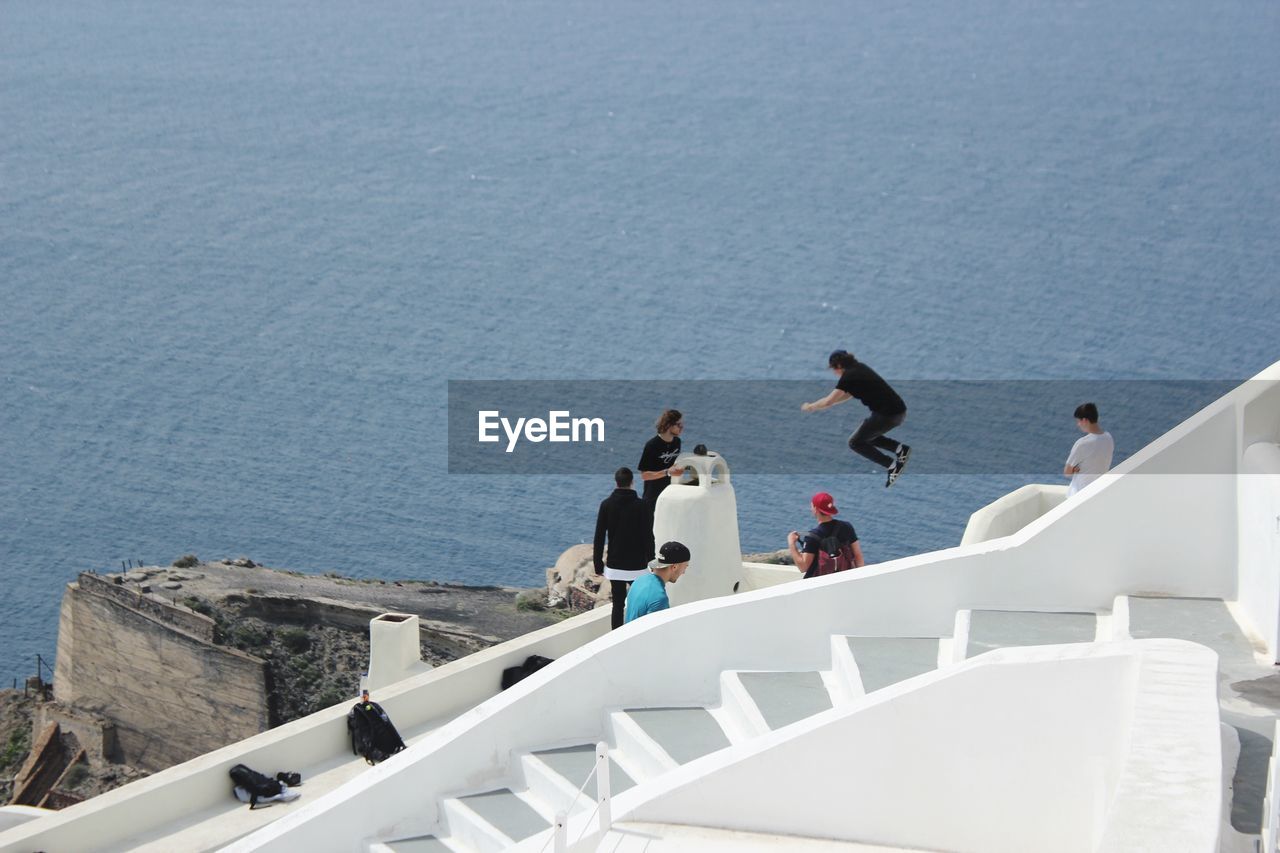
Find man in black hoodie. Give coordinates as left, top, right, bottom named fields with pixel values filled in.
left=593, top=467, right=655, bottom=629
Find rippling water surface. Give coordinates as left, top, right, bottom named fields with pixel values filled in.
left=1, top=0, right=1277, bottom=681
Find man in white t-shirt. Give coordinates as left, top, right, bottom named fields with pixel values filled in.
left=1064, top=402, right=1115, bottom=497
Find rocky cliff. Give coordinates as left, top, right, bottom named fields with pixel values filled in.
left=53, top=573, right=270, bottom=771
left=3, top=557, right=563, bottom=809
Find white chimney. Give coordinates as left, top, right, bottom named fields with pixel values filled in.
left=653, top=452, right=745, bottom=607
left=366, top=612, right=431, bottom=693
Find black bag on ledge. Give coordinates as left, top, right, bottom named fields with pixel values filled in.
left=501, top=654, right=555, bottom=690
left=348, top=698, right=407, bottom=765
left=229, top=764, right=281, bottom=808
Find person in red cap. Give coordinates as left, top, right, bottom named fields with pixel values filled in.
left=786, top=492, right=864, bottom=577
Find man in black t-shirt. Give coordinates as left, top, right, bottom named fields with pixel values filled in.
left=802, top=350, right=912, bottom=487
left=639, top=409, right=685, bottom=510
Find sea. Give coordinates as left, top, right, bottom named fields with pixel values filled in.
left=1, top=0, right=1277, bottom=684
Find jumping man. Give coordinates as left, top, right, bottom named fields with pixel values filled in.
left=802, top=350, right=911, bottom=487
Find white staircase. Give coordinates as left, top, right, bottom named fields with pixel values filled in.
left=371, top=628, right=947, bottom=851
left=368, top=613, right=1078, bottom=852
left=364, top=595, right=1277, bottom=853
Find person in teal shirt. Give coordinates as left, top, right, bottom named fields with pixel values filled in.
left=624, top=541, right=692, bottom=624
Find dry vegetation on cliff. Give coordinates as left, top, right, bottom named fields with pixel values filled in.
left=0, top=691, right=34, bottom=803
left=157, top=557, right=566, bottom=725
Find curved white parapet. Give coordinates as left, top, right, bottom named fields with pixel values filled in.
left=653, top=452, right=746, bottom=606
left=739, top=561, right=801, bottom=592
left=1238, top=442, right=1280, bottom=662
left=605, top=640, right=1222, bottom=853
left=0, top=807, right=50, bottom=833
left=960, top=483, right=1068, bottom=546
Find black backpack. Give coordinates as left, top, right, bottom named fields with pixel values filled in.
left=501, top=655, right=555, bottom=690
left=229, top=763, right=281, bottom=808
left=347, top=700, right=407, bottom=765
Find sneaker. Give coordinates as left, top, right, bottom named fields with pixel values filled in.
left=885, top=447, right=911, bottom=488
left=885, top=463, right=900, bottom=488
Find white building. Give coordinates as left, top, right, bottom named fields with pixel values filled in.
left=2, top=362, right=1279, bottom=852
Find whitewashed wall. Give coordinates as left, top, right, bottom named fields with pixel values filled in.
left=232, top=464, right=1242, bottom=852
left=0, top=808, right=46, bottom=834
left=227, top=366, right=1279, bottom=852
left=1239, top=442, right=1280, bottom=661
left=0, top=609, right=611, bottom=853
left=11, top=364, right=1277, bottom=853
left=623, top=653, right=1135, bottom=853
left=613, top=641, right=1220, bottom=853
left=1235, top=371, right=1280, bottom=659
left=961, top=483, right=1067, bottom=545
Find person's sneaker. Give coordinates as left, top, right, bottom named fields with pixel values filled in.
left=885, top=447, right=911, bottom=488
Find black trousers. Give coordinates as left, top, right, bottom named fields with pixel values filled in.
left=610, top=579, right=633, bottom=629
left=848, top=410, right=906, bottom=469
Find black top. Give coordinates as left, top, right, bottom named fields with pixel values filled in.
left=836, top=360, right=906, bottom=415
left=593, top=488, right=655, bottom=571
left=638, top=434, right=682, bottom=504
left=802, top=519, right=859, bottom=558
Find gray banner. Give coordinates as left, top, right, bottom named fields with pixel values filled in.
left=448, top=379, right=1249, bottom=475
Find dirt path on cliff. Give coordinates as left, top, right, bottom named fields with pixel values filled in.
left=123, top=559, right=559, bottom=642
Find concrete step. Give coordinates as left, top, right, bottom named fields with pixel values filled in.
left=519, top=749, right=589, bottom=817
left=1123, top=596, right=1257, bottom=666
left=735, top=671, right=833, bottom=730
left=623, top=706, right=731, bottom=766
left=606, top=710, right=679, bottom=781
left=528, top=743, right=635, bottom=801
left=379, top=836, right=455, bottom=852
left=448, top=788, right=547, bottom=845
left=437, top=796, right=512, bottom=853
left=959, top=609, right=1099, bottom=659
left=845, top=637, right=941, bottom=692
left=708, top=670, right=771, bottom=741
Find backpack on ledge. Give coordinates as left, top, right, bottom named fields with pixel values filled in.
left=348, top=700, right=407, bottom=765
left=229, top=763, right=281, bottom=809
left=501, top=654, right=555, bottom=690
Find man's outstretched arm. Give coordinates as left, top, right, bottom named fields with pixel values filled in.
left=801, top=389, right=851, bottom=412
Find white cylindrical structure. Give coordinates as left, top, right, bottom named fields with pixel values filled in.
left=366, top=612, right=429, bottom=693
left=653, top=452, right=745, bottom=607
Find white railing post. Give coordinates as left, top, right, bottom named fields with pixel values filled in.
left=553, top=810, right=568, bottom=853
left=596, top=741, right=611, bottom=832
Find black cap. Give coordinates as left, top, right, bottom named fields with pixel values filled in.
left=656, top=541, right=691, bottom=565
